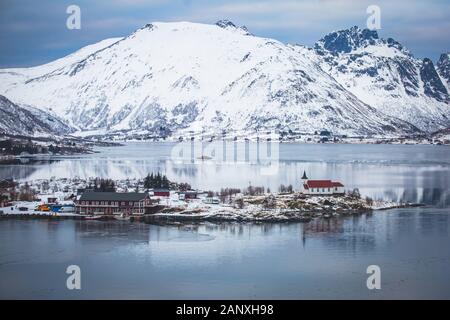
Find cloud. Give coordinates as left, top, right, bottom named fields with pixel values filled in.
left=0, top=0, right=448, bottom=67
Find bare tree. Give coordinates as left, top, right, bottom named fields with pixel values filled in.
left=263, top=195, right=277, bottom=209
left=235, top=197, right=244, bottom=209
left=347, top=188, right=361, bottom=199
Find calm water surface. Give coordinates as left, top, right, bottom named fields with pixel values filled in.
left=0, top=143, right=449, bottom=299
left=1, top=142, right=450, bottom=205
left=0, top=208, right=449, bottom=299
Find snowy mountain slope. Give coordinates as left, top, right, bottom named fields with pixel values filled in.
left=0, top=38, right=122, bottom=80
left=313, top=26, right=449, bottom=133
left=437, top=53, right=450, bottom=92
left=0, top=95, right=74, bottom=136
left=0, top=37, right=123, bottom=124
left=0, top=21, right=432, bottom=137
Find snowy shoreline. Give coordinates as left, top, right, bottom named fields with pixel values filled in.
left=144, top=194, right=424, bottom=223
left=0, top=193, right=424, bottom=224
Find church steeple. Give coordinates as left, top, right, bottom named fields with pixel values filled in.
left=301, top=170, right=308, bottom=180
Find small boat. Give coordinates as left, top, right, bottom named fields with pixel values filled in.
left=197, top=155, right=212, bottom=160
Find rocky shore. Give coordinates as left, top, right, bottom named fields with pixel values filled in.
left=144, top=193, right=424, bottom=223
left=0, top=191, right=424, bottom=224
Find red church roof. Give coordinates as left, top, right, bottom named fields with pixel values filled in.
left=304, top=180, right=344, bottom=188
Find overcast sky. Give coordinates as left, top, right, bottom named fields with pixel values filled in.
left=0, top=0, right=449, bottom=68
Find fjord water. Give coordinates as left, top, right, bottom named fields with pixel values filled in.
left=1, top=142, right=450, bottom=206
left=0, top=209, right=449, bottom=299
left=0, top=142, right=449, bottom=299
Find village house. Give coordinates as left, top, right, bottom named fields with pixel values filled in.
left=76, top=192, right=153, bottom=215
left=35, top=194, right=59, bottom=204
left=0, top=179, right=16, bottom=207
left=301, top=171, right=345, bottom=195
left=150, top=188, right=170, bottom=197
left=177, top=190, right=199, bottom=200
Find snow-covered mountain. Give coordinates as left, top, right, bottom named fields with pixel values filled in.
left=0, top=95, right=74, bottom=136
left=0, top=21, right=448, bottom=138
left=437, top=53, right=450, bottom=92
left=313, top=26, right=449, bottom=132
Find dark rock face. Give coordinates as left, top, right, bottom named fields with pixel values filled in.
left=396, top=59, right=420, bottom=97
left=437, top=53, right=450, bottom=87
left=170, top=102, right=200, bottom=127
left=315, top=26, right=379, bottom=53
left=386, top=38, right=403, bottom=51
left=215, top=19, right=251, bottom=35
left=216, top=19, right=237, bottom=29
left=420, top=58, right=448, bottom=101
left=0, top=95, right=74, bottom=136
left=314, top=26, right=450, bottom=132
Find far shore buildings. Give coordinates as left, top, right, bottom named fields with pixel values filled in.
left=150, top=188, right=170, bottom=197
left=301, top=171, right=345, bottom=195
left=76, top=192, right=154, bottom=215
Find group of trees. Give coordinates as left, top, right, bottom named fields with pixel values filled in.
left=18, top=182, right=34, bottom=201
left=243, top=185, right=266, bottom=196
left=89, top=178, right=116, bottom=192
left=177, top=182, right=192, bottom=191
left=48, top=144, right=61, bottom=154
left=347, top=188, right=373, bottom=205
left=278, top=184, right=294, bottom=193
left=218, top=188, right=242, bottom=203
left=0, top=139, right=69, bottom=156
left=0, top=179, right=18, bottom=202
left=206, top=190, right=217, bottom=197
left=144, top=173, right=170, bottom=189
left=347, top=188, right=361, bottom=199
left=0, top=138, right=82, bottom=156
left=0, top=139, right=43, bottom=155
left=204, top=184, right=294, bottom=201
left=0, top=180, right=34, bottom=202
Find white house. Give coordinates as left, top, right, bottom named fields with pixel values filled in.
left=300, top=171, right=345, bottom=195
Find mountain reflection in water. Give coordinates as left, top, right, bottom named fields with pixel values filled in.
left=0, top=142, right=449, bottom=206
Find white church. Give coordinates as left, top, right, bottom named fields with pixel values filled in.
left=300, top=171, right=345, bottom=195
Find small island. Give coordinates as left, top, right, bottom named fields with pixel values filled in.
left=0, top=172, right=423, bottom=223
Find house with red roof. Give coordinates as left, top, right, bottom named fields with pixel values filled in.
left=300, top=171, right=345, bottom=195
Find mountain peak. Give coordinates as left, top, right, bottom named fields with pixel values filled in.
left=438, top=52, right=450, bottom=64
left=437, top=52, right=450, bottom=90
left=137, top=23, right=156, bottom=32
left=315, top=26, right=379, bottom=53
left=216, top=19, right=237, bottom=29
left=216, top=19, right=251, bottom=35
